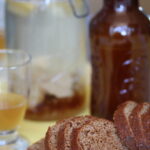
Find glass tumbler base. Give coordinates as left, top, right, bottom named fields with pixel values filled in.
left=0, top=135, right=29, bottom=150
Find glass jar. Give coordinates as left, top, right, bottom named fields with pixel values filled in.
left=5, top=0, right=90, bottom=121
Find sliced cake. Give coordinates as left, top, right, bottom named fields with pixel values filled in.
left=45, top=117, right=75, bottom=150
left=142, top=106, right=150, bottom=149
left=129, top=103, right=150, bottom=150
left=73, top=118, right=128, bottom=150
left=57, top=116, right=96, bottom=150
left=113, top=101, right=138, bottom=150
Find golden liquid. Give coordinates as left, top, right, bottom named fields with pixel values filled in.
left=0, top=32, right=5, bottom=49
left=0, top=93, right=27, bottom=131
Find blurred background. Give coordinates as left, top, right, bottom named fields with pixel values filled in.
left=0, top=0, right=150, bottom=145
left=1, top=0, right=150, bottom=49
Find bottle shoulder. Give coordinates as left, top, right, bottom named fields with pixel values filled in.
left=90, top=9, right=150, bottom=35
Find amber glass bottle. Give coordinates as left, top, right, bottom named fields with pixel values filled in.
left=90, top=0, right=150, bottom=119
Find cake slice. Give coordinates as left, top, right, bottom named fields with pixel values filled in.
left=129, top=103, right=150, bottom=150
left=45, top=117, right=75, bottom=150
left=73, top=118, right=128, bottom=150
left=57, top=116, right=96, bottom=150
left=142, top=106, right=150, bottom=149
left=113, top=101, right=138, bottom=150
left=28, top=139, right=45, bottom=150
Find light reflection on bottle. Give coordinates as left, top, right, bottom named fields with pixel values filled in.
left=124, top=77, right=134, bottom=83
left=120, top=89, right=128, bottom=95
left=110, top=25, right=134, bottom=36
left=123, top=59, right=133, bottom=66
left=115, top=4, right=126, bottom=12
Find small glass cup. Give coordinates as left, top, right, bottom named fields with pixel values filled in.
left=0, top=49, right=31, bottom=150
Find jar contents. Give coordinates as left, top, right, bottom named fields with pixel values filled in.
left=26, top=89, right=86, bottom=121
left=0, top=32, right=5, bottom=49
left=90, top=0, right=150, bottom=120
left=25, top=56, right=88, bottom=121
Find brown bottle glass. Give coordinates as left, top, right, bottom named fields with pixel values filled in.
left=90, top=0, right=150, bottom=120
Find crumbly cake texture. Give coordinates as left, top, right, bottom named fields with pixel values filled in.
left=129, top=103, right=150, bottom=150
left=45, top=117, right=75, bottom=150
left=142, top=107, right=150, bottom=149
left=57, top=116, right=96, bottom=150
left=73, top=118, right=127, bottom=150
left=113, top=101, right=138, bottom=150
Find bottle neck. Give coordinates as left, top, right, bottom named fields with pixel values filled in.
left=104, top=0, right=139, bottom=10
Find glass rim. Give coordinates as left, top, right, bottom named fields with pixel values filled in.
left=0, top=49, right=31, bottom=70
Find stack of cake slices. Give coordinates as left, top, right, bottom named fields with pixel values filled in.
left=28, top=101, right=150, bottom=150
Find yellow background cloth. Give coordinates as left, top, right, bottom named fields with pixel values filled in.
left=19, top=109, right=90, bottom=145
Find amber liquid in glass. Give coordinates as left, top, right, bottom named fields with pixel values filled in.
left=0, top=31, right=5, bottom=49
left=90, top=0, right=150, bottom=119
left=0, top=93, right=26, bottom=131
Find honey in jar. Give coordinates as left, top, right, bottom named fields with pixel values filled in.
left=0, top=31, right=5, bottom=49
